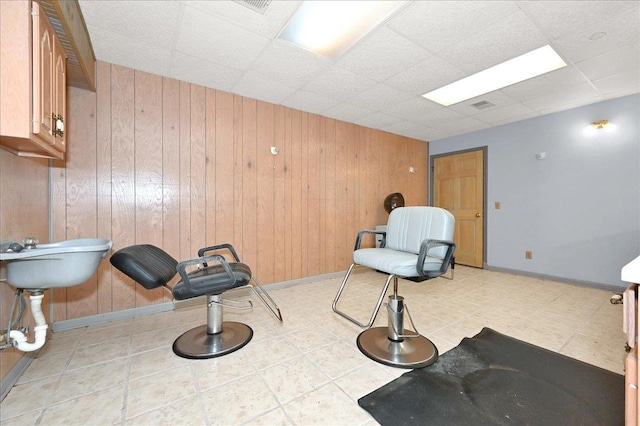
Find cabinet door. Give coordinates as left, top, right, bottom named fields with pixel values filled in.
left=32, top=1, right=54, bottom=145
left=52, top=37, right=66, bottom=152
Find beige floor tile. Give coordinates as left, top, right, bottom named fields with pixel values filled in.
left=40, top=384, right=125, bottom=425
left=243, top=336, right=301, bottom=371
left=283, top=383, right=372, bottom=425
left=285, top=325, right=340, bottom=353
left=200, top=374, right=279, bottom=425
left=50, top=357, right=129, bottom=404
left=334, top=363, right=396, bottom=401
left=306, top=340, right=367, bottom=379
left=260, top=355, right=330, bottom=404
left=0, top=375, right=58, bottom=420
left=128, top=346, right=189, bottom=381
left=126, top=368, right=197, bottom=419
left=129, top=325, right=185, bottom=354
left=2, top=266, right=627, bottom=425
left=67, top=337, right=130, bottom=370
left=17, top=349, right=72, bottom=384
left=243, top=407, right=293, bottom=425
left=125, top=395, right=206, bottom=425
left=190, top=350, right=255, bottom=392
left=0, top=409, right=41, bottom=426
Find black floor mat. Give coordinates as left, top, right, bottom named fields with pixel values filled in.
left=358, top=328, right=624, bottom=426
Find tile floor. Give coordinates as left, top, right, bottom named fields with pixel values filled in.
left=0, top=266, right=626, bottom=425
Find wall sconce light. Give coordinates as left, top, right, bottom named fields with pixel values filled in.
left=591, top=120, right=610, bottom=129
left=585, top=119, right=616, bottom=135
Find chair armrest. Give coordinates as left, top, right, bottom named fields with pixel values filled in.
left=417, top=239, right=456, bottom=278
left=176, top=254, right=236, bottom=293
left=355, top=230, right=386, bottom=250
left=198, top=243, right=241, bottom=262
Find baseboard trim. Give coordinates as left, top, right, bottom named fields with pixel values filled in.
left=485, top=264, right=625, bottom=292
left=52, top=271, right=345, bottom=332
left=1, top=350, right=38, bottom=401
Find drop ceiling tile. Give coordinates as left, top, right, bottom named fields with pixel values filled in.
left=552, top=5, right=640, bottom=63
left=336, top=26, right=431, bottom=82
left=303, top=68, right=377, bottom=102
left=176, top=5, right=270, bottom=70
left=416, top=108, right=467, bottom=127
left=88, top=27, right=173, bottom=77
left=384, top=55, right=467, bottom=95
left=79, top=0, right=181, bottom=47
left=385, top=97, right=443, bottom=120
left=182, top=0, right=301, bottom=38
left=168, top=52, right=244, bottom=92
left=232, top=72, right=297, bottom=105
left=387, top=0, right=520, bottom=54
left=499, top=66, right=588, bottom=101
left=519, top=0, right=639, bottom=40
left=429, top=117, right=490, bottom=134
left=422, top=128, right=461, bottom=142
left=576, top=44, right=640, bottom=82
left=355, top=112, right=404, bottom=130
left=593, top=70, right=640, bottom=96
left=322, top=103, right=374, bottom=123
left=346, top=84, right=414, bottom=112
left=437, top=10, right=549, bottom=74
left=380, top=121, right=429, bottom=141
left=537, top=96, right=603, bottom=116
left=485, top=111, right=539, bottom=128
left=522, top=83, right=602, bottom=111
left=248, top=42, right=332, bottom=90
left=446, top=91, right=519, bottom=117
left=471, top=102, right=537, bottom=125
left=281, top=90, right=339, bottom=115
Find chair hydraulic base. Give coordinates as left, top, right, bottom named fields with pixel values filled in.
left=357, top=327, right=438, bottom=369
left=356, top=290, right=438, bottom=369
left=172, top=322, right=253, bottom=359
left=172, top=294, right=253, bottom=359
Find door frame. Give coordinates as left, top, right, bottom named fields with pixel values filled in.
left=429, top=146, right=488, bottom=268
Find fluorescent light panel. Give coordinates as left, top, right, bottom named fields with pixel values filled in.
left=278, top=1, right=406, bottom=59
left=423, top=45, right=567, bottom=106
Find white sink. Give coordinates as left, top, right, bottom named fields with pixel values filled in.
left=0, top=238, right=113, bottom=290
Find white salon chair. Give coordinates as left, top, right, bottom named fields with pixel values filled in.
left=332, top=206, right=455, bottom=368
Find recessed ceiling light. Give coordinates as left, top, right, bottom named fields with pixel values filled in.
left=278, top=1, right=407, bottom=59
left=422, top=45, right=567, bottom=107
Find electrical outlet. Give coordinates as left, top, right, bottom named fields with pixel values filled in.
left=495, top=201, right=501, bottom=209
left=525, top=251, right=532, bottom=259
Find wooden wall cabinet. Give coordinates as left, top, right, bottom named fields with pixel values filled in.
left=0, top=1, right=66, bottom=159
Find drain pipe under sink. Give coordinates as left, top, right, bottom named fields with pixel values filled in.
left=9, top=292, right=48, bottom=352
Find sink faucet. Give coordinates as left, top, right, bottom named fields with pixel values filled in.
left=23, top=237, right=38, bottom=250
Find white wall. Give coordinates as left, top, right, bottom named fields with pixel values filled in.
left=429, top=94, right=640, bottom=288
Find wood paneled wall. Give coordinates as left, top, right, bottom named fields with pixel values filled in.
left=0, top=151, right=50, bottom=381
left=51, top=61, right=429, bottom=321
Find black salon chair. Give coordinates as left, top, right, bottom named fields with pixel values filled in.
left=110, top=243, right=282, bottom=359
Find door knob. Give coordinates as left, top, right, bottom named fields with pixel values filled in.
left=475, top=213, right=481, bottom=217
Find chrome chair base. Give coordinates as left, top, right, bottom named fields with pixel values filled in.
left=172, top=322, right=253, bottom=359
left=357, top=327, right=438, bottom=369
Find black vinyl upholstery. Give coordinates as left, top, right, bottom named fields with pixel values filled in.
left=172, top=262, right=251, bottom=300
left=109, top=244, right=252, bottom=299
left=110, top=244, right=178, bottom=290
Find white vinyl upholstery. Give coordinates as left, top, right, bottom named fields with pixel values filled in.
left=353, top=207, right=455, bottom=278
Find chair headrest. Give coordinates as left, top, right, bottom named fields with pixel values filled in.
left=386, top=206, right=455, bottom=255
left=110, top=244, right=178, bottom=290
